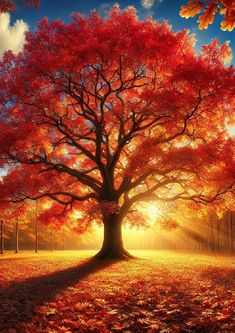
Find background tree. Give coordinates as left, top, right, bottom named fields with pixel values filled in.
left=34, top=201, right=38, bottom=252
left=0, top=203, right=8, bottom=254
left=0, top=219, right=3, bottom=253
left=0, top=6, right=235, bottom=259
left=180, top=0, right=235, bottom=31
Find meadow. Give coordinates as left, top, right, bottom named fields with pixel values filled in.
left=0, top=251, right=234, bottom=332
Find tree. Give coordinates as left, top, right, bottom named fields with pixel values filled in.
left=0, top=6, right=235, bottom=259
left=35, top=201, right=38, bottom=252
left=0, top=219, right=3, bottom=253
left=0, top=0, right=40, bottom=13
left=0, top=203, right=8, bottom=254
left=15, top=216, right=19, bottom=253
left=180, top=0, right=235, bottom=31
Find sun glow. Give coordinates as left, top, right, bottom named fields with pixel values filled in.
left=227, top=125, right=235, bottom=137
left=147, top=204, right=160, bottom=217
left=71, top=210, right=83, bottom=220
left=138, top=202, right=162, bottom=226
left=42, top=200, right=53, bottom=209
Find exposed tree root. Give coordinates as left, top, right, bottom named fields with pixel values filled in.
left=94, top=248, right=135, bottom=260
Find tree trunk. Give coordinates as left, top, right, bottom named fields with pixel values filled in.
left=216, top=218, right=220, bottom=251
left=50, top=228, right=53, bottom=252
left=210, top=214, right=214, bottom=252
left=35, top=202, right=38, bottom=253
left=95, top=214, right=133, bottom=260
left=15, top=217, right=19, bottom=253
left=226, top=212, right=229, bottom=252
left=0, top=220, right=3, bottom=254
left=231, top=212, right=234, bottom=253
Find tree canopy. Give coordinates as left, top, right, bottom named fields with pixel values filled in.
left=0, top=6, right=235, bottom=258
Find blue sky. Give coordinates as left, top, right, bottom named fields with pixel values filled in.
left=9, top=0, right=235, bottom=63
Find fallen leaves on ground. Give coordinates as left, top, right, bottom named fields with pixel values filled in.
left=0, top=250, right=234, bottom=332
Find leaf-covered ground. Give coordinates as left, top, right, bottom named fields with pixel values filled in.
left=0, top=250, right=234, bottom=333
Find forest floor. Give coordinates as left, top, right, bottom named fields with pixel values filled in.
left=0, top=250, right=234, bottom=333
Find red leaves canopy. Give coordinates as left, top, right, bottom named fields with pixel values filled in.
left=0, top=0, right=40, bottom=13
left=0, top=6, right=235, bottom=229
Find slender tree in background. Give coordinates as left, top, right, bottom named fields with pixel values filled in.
left=180, top=0, right=235, bottom=31
left=50, top=227, right=53, bottom=252
left=0, top=6, right=235, bottom=258
left=0, top=219, right=3, bottom=254
left=0, top=0, right=40, bottom=13
left=35, top=201, right=38, bottom=252
left=15, top=216, right=19, bottom=253
left=230, top=211, right=234, bottom=251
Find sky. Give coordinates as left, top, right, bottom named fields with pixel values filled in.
left=1, top=0, right=233, bottom=65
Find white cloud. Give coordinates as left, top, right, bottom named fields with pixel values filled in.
left=141, top=0, right=163, bottom=9
left=0, top=13, right=28, bottom=57
left=98, top=2, right=115, bottom=17
left=141, top=0, right=154, bottom=9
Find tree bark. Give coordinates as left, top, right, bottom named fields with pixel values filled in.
left=95, top=214, right=133, bottom=259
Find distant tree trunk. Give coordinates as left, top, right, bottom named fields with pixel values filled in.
left=50, top=228, right=53, bottom=252
left=35, top=202, right=38, bottom=253
left=0, top=220, right=3, bottom=254
left=62, top=227, right=65, bottom=251
left=231, top=212, right=234, bottom=252
left=15, top=217, right=19, bottom=253
left=95, top=214, right=133, bottom=259
left=216, top=218, right=220, bottom=251
left=210, top=214, right=214, bottom=252
left=225, top=212, right=229, bottom=252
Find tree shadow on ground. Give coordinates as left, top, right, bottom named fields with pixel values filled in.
left=0, top=257, right=115, bottom=332
left=200, top=267, right=235, bottom=288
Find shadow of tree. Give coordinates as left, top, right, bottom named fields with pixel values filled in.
left=0, top=257, right=115, bottom=331
left=200, top=267, right=235, bottom=288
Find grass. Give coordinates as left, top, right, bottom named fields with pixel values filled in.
left=0, top=250, right=234, bottom=332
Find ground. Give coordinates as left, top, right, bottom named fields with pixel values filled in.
left=0, top=251, right=234, bottom=333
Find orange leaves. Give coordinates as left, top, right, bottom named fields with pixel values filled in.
left=180, top=1, right=235, bottom=31
left=180, top=1, right=204, bottom=18
left=159, top=219, right=179, bottom=231
left=198, top=2, right=218, bottom=29
left=180, top=1, right=218, bottom=30
left=221, top=9, right=235, bottom=31
left=201, top=39, right=232, bottom=64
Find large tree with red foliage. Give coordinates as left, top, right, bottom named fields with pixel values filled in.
left=0, top=6, right=235, bottom=258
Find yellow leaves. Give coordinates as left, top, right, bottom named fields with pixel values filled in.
left=221, top=10, right=235, bottom=31
left=198, top=2, right=218, bottom=29
left=180, top=1, right=204, bottom=18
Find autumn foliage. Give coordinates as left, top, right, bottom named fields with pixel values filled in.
left=180, top=0, right=235, bottom=31
left=0, top=6, right=235, bottom=258
left=0, top=0, right=40, bottom=13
